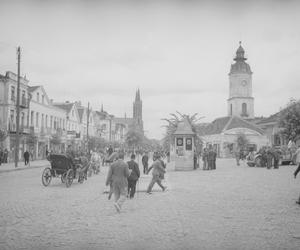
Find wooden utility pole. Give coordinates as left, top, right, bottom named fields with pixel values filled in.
left=15, top=47, right=21, bottom=168
left=86, top=102, right=90, bottom=153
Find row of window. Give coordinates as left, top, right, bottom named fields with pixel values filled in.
left=10, top=86, right=45, bottom=104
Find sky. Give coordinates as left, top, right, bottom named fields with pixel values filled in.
left=0, top=0, right=300, bottom=139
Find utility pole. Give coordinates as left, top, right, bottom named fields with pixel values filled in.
left=15, top=46, right=21, bottom=168
left=86, top=102, right=90, bottom=154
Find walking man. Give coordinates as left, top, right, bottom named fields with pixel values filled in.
left=24, top=150, right=30, bottom=166
left=127, top=154, right=140, bottom=199
left=146, top=153, right=166, bottom=194
left=293, top=145, right=300, bottom=205
left=142, top=152, right=149, bottom=174
left=202, top=148, right=208, bottom=170
left=106, top=152, right=130, bottom=213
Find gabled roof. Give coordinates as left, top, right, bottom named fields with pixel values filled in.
left=197, top=116, right=264, bottom=135
left=28, top=86, right=40, bottom=92
left=53, top=103, right=74, bottom=113
left=77, top=108, right=85, bottom=122
left=174, top=117, right=195, bottom=135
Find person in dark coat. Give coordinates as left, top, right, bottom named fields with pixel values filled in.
left=294, top=146, right=300, bottom=205
left=207, top=146, right=216, bottom=170
left=142, top=152, right=149, bottom=174
left=202, top=148, right=208, bottom=170
left=106, top=152, right=130, bottom=212
left=146, top=154, right=166, bottom=194
left=24, top=150, right=30, bottom=165
left=0, top=148, right=3, bottom=165
left=127, top=154, right=140, bottom=199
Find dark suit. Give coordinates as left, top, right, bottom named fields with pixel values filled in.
left=127, top=160, right=140, bottom=198
left=106, top=159, right=130, bottom=208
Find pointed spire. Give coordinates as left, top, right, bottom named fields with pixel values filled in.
left=135, top=89, right=141, bottom=101
left=101, top=103, right=103, bottom=112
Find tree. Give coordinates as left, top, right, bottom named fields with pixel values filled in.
left=125, top=129, right=144, bottom=152
left=279, top=99, right=300, bottom=141
left=236, top=133, right=249, bottom=150
left=162, top=112, right=203, bottom=153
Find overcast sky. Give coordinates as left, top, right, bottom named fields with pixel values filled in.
left=0, top=0, right=299, bottom=139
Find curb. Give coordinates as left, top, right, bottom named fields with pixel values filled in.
left=0, top=162, right=50, bottom=174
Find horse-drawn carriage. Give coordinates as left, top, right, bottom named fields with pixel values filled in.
left=42, top=154, right=89, bottom=188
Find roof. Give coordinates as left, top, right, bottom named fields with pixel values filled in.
left=53, top=103, right=74, bottom=113
left=174, top=117, right=195, bottom=135
left=256, top=112, right=280, bottom=125
left=77, top=108, right=84, bottom=122
left=113, top=117, right=134, bottom=125
left=197, top=116, right=264, bottom=135
left=28, top=86, right=40, bottom=92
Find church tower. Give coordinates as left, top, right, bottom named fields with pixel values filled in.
left=133, top=89, right=143, bottom=133
left=228, top=42, right=254, bottom=119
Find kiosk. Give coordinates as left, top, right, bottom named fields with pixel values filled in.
left=173, top=117, right=196, bottom=171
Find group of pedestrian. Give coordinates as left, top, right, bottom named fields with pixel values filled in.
left=258, top=146, right=281, bottom=169
left=105, top=151, right=167, bottom=213
left=0, top=148, right=9, bottom=165
left=202, top=145, right=217, bottom=170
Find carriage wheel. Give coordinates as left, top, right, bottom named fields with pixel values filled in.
left=255, top=156, right=262, bottom=167
left=61, top=172, right=67, bottom=183
left=42, top=168, right=52, bottom=187
left=66, top=169, right=74, bottom=188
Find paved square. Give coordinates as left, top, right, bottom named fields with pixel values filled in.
left=0, top=159, right=299, bottom=250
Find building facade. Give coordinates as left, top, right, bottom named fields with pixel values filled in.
left=0, top=72, right=31, bottom=161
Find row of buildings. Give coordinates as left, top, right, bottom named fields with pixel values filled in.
left=0, top=71, right=144, bottom=161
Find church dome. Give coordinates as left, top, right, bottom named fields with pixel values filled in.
left=230, top=41, right=252, bottom=74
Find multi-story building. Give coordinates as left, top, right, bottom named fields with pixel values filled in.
left=53, top=101, right=82, bottom=149
left=28, top=85, right=67, bottom=159
left=0, top=71, right=30, bottom=161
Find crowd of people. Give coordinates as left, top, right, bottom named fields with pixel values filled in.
left=105, top=150, right=167, bottom=213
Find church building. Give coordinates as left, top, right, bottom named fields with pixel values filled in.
left=198, top=42, right=269, bottom=157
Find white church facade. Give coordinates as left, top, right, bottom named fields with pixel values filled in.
left=199, top=42, right=269, bottom=157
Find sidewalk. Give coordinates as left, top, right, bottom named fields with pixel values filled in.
left=0, top=160, right=50, bottom=173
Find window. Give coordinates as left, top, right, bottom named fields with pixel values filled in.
left=45, top=115, right=48, bottom=128
left=37, top=93, right=40, bottom=102
left=11, top=86, right=15, bottom=101
left=50, top=116, right=53, bottom=128
left=31, top=111, right=34, bottom=126
left=22, top=90, right=26, bottom=104
left=41, top=114, right=44, bottom=128
left=242, top=103, right=247, bottom=116
left=36, top=112, right=39, bottom=127
left=21, top=112, right=24, bottom=127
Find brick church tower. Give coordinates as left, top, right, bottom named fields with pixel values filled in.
left=133, top=89, right=143, bottom=133
left=228, top=42, right=254, bottom=119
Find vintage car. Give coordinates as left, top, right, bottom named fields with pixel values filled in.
left=42, top=154, right=88, bottom=187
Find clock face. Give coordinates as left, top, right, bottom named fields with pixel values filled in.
left=241, top=80, right=247, bottom=86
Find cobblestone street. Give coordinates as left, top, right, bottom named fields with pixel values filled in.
left=0, top=159, right=299, bottom=250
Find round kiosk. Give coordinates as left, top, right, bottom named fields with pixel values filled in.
left=173, top=117, right=196, bottom=171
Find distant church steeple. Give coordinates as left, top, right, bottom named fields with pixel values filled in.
left=133, top=89, right=143, bottom=133
left=228, top=42, right=254, bottom=119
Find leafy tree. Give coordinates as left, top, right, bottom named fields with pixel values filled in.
left=236, top=133, right=249, bottom=150
left=162, top=112, right=203, bottom=153
left=125, top=129, right=144, bottom=152
left=279, top=99, right=300, bottom=141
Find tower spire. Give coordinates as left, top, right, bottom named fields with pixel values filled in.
left=101, top=103, right=103, bottom=112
